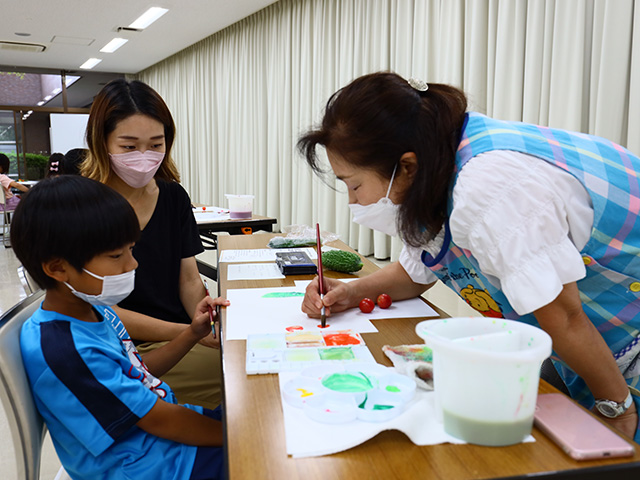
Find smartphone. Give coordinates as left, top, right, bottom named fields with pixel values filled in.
left=534, top=393, right=635, bottom=461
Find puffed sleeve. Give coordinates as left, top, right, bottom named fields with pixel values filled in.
left=449, top=151, right=591, bottom=315
left=399, top=243, right=438, bottom=285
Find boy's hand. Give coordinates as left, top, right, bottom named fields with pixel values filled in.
left=191, top=296, right=230, bottom=347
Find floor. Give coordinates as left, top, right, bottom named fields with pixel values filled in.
left=0, top=241, right=478, bottom=479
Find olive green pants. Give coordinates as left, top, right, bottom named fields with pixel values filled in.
left=136, top=342, right=222, bottom=410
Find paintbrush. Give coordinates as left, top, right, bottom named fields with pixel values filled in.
left=316, top=223, right=326, bottom=327
left=203, top=279, right=216, bottom=339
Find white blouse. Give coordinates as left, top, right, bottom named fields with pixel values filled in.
left=399, top=150, right=594, bottom=315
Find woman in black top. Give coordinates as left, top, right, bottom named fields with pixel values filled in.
left=82, top=79, right=228, bottom=409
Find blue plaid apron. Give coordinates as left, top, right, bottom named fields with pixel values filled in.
left=422, top=112, right=640, bottom=439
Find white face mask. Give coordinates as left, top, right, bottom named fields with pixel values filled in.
left=65, top=268, right=136, bottom=307
left=109, top=150, right=165, bottom=188
left=348, top=164, right=400, bottom=237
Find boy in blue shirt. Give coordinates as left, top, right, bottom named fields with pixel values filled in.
left=11, top=175, right=229, bottom=480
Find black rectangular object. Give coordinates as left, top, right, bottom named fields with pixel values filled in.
left=275, top=251, right=318, bottom=275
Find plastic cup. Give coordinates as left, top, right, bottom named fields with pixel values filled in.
left=416, top=317, right=552, bottom=446
left=225, top=194, right=254, bottom=219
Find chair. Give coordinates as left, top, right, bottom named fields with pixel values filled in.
left=0, top=290, right=69, bottom=480
left=0, top=191, right=15, bottom=248
left=17, top=266, right=39, bottom=296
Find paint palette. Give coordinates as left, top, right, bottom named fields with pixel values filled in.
left=282, top=365, right=416, bottom=423
left=246, top=329, right=375, bottom=374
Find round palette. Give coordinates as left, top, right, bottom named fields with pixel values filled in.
left=283, top=365, right=416, bottom=424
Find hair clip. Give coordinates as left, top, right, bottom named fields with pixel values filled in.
left=50, top=166, right=59, bottom=171
left=408, top=78, right=429, bottom=92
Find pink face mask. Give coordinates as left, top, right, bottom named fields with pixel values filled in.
left=109, top=150, right=165, bottom=188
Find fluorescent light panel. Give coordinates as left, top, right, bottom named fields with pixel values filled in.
left=100, top=37, right=128, bottom=53
left=129, top=7, right=168, bottom=29
left=80, top=58, right=102, bottom=70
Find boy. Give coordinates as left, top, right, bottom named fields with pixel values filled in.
left=11, top=175, right=228, bottom=480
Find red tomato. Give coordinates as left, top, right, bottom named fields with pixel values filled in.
left=377, top=293, right=392, bottom=309
left=359, top=298, right=375, bottom=313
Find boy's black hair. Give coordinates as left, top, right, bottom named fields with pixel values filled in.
left=0, top=153, right=9, bottom=173
left=11, top=175, right=140, bottom=289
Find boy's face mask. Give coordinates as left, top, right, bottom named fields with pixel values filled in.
left=65, top=268, right=135, bottom=307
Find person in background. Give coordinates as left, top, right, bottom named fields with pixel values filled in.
left=0, top=153, right=28, bottom=210
left=299, top=72, right=640, bottom=441
left=64, top=147, right=88, bottom=176
left=12, top=175, right=225, bottom=480
left=46, top=152, right=66, bottom=178
left=81, top=79, right=224, bottom=409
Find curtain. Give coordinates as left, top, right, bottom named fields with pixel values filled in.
left=136, top=0, right=640, bottom=261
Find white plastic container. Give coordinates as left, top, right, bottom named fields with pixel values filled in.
left=225, top=194, right=254, bottom=219
left=416, top=317, right=552, bottom=446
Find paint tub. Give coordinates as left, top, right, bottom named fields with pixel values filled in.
left=416, top=317, right=552, bottom=446
left=282, top=377, right=326, bottom=408
left=377, top=372, right=416, bottom=403
left=225, top=194, right=254, bottom=219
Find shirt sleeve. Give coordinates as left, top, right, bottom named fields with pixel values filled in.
left=399, top=244, right=438, bottom=285
left=449, top=151, right=592, bottom=315
left=35, top=321, right=159, bottom=456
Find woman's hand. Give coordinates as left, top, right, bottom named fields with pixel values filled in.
left=301, top=277, right=356, bottom=318
left=593, top=402, right=638, bottom=440
left=191, top=295, right=230, bottom=348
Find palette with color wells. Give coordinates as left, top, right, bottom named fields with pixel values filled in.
left=246, top=329, right=376, bottom=374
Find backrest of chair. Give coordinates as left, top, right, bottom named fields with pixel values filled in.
left=0, top=290, right=46, bottom=480
left=17, top=266, right=40, bottom=296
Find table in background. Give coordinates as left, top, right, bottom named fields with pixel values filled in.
left=217, top=233, right=640, bottom=480
left=194, top=213, right=277, bottom=280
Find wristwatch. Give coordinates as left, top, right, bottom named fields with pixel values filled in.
left=595, top=391, right=633, bottom=418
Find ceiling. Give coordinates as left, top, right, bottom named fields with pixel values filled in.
left=0, top=0, right=279, bottom=108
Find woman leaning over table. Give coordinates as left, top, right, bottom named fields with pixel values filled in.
left=81, top=79, right=228, bottom=409
left=299, top=72, right=640, bottom=441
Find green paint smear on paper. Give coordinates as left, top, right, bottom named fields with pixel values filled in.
left=318, top=347, right=355, bottom=361
left=385, top=385, right=401, bottom=393
left=262, top=292, right=305, bottom=298
left=285, top=349, right=320, bottom=362
left=373, top=404, right=394, bottom=410
left=322, top=371, right=374, bottom=392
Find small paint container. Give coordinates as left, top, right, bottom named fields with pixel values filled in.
left=356, top=390, right=405, bottom=423
left=377, top=372, right=417, bottom=403
left=282, top=377, right=325, bottom=408
left=303, top=392, right=358, bottom=424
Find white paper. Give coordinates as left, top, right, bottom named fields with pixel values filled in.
left=193, top=206, right=230, bottom=223
left=278, top=372, right=534, bottom=457
left=227, top=263, right=285, bottom=280
left=220, top=248, right=317, bottom=263
left=225, top=286, right=378, bottom=340
left=294, top=280, right=439, bottom=319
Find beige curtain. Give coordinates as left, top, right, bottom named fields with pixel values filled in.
left=136, top=0, right=640, bottom=261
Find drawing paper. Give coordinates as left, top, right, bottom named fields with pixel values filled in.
left=227, top=263, right=285, bottom=280
left=225, top=286, right=378, bottom=340
left=220, top=247, right=317, bottom=263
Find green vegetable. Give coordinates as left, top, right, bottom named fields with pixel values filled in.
left=321, top=250, right=363, bottom=273
left=267, top=237, right=316, bottom=248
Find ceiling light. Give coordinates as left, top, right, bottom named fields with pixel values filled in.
left=37, top=101, right=44, bottom=106
left=79, top=58, right=102, bottom=70
left=44, top=95, right=52, bottom=101
left=100, top=37, right=128, bottom=53
left=129, top=7, right=168, bottom=29
left=52, top=87, right=62, bottom=95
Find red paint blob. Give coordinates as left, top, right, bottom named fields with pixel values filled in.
left=323, top=333, right=362, bottom=346
left=285, top=325, right=304, bottom=332
left=317, top=324, right=331, bottom=329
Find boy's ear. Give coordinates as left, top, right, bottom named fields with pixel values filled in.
left=42, top=258, right=72, bottom=283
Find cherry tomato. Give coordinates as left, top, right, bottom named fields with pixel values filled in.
left=377, top=293, right=392, bottom=309
left=359, top=298, right=375, bottom=313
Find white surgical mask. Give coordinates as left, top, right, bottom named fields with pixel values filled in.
left=65, top=268, right=136, bottom=306
left=109, top=150, right=165, bottom=188
left=348, top=164, right=400, bottom=237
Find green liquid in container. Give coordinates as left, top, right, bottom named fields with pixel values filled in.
left=443, top=410, right=534, bottom=446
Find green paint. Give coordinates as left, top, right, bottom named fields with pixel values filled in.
left=248, top=338, right=282, bottom=349
left=318, top=347, right=355, bottom=361
left=285, top=349, right=320, bottom=362
left=322, top=371, right=375, bottom=392
left=373, top=404, right=394, bottom=411
left=385, top=385, right=401, bottom=393
left=262, top=292, right=305, bottom=298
